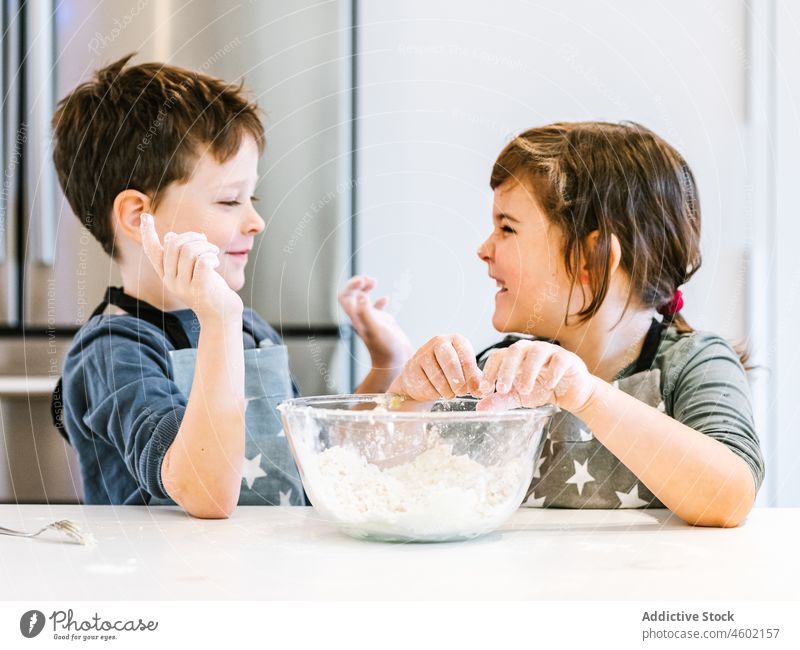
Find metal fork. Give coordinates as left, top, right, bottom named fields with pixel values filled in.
left=0, top=519, right=94, bottom=545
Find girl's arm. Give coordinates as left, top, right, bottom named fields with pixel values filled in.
left=572, top=378, right=755, bottom=527
left=475, top=339, right=759, bottom=528
left=338, top=275, right=415, bottom=393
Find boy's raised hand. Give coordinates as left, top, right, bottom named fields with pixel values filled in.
left=388, top=334, right=482, bottom=401
left=474, top=340, right=597, bottom=413
left=139, top=213, right=243, bottom=320
left=339, top=275, right=413, bottom=369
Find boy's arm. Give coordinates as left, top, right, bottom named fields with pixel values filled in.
left=160, top=314, right=245, bottom=518
left=140, top=214, right=246, bottom=518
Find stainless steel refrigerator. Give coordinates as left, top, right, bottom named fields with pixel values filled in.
left=0, top=0, right=354, bottom=503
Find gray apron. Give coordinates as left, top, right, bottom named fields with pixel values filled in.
left=53, top=287, right=305, bottom=507
left=476, top=319, right=667, bottom=509
left=166, top=341, right=305, bottom=505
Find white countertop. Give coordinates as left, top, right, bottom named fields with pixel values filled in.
left=1, top=505, right=797, bottom=600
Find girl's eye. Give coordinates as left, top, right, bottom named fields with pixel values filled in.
left=250, top=196, right=260, bottom=203
left=500, top=224, right=516, bottom=234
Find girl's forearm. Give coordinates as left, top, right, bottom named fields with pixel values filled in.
left=162, top=316, right=246, bottom=518
left=572, top=377, right=756, bottom=527
left=355, top=366, right=402, bottom=394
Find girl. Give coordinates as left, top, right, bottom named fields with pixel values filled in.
left=368, top=121, right=763, bottom=528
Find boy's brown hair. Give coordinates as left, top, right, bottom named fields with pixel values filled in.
left=52, top=54, right=265, bottom=258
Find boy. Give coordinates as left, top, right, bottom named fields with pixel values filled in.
left=54, top=55, right=410, bottom=518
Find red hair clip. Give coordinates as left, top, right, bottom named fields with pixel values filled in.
left=659, top=289, right=684, bottom=317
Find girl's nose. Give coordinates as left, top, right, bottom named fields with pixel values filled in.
left=477, top=236, right=493, bottom=262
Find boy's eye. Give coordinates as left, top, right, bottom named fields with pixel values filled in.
left=218, top=197, right=258, bottom=207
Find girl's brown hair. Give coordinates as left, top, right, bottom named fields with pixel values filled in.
left=491, top=121, right=748, bottom=365
left=493, top=121, right=702, bottom=324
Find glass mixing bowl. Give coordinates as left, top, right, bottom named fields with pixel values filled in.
left=277, top=394, right=556, bottom=542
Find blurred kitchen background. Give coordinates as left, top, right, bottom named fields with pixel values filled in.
left=0, top=0, right=797, bottom=507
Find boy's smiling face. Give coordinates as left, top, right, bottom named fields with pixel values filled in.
left=150, top=135, right=265, bottom=292
left=477, top=180, right=579, bottom=339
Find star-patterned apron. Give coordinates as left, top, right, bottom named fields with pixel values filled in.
left=53, top=287, right=305, bottom=506
left=476, top=318, right=668, bottom=510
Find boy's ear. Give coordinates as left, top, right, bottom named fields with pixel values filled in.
left=579, top=230, right=622, bottom=284
left=112, top=189, right=153, bottom=243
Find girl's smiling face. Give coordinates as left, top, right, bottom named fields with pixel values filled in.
left=477, top=180, right=580, bottom=339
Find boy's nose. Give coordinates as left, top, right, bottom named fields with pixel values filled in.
left=244, top=205, right=265, bottom=235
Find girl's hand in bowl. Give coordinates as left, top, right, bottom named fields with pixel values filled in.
left=388, top=334, right=482, bottom=401
left=474, top=340, right=597, bottom=413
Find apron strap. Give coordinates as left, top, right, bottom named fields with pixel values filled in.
left=52, top=286, right=261, bottom=440
left=475, top=318, right=666, bottom=374
left=475, top=334, right=560, bottom=367
left=632, top=317, right=667, bottom=373
left=104, top=286, right=192, bottom=350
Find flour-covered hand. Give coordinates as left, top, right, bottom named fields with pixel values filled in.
left=140, top=212, right=243, bottom=321
left=474, top=340, right=597, bottom=412
left=388, top=334, right=482, bottom=400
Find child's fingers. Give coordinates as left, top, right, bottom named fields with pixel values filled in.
left=515, top=344, right=551, bottom=395
left=477, top=350, right=504, bottom=396
left=432, top=341, right=468, bottom=396
left=374, top=296, right=389, bottom=310
left=163, top=232, right=207, bottom=281
left=475, top=391, right=522, bottom=412
left=139, top=213, right=164, bottom=276
left=177, top=241, right=219, bottom=285
left=450, top=335, right=482, bottom=394
left=193, top=251, right=221, bottom=280
left=338, top=276, right=363, bottom=298
left=337, top=288, right=364, bottom=331
left=495, top=345, right=526, bottom=394
left=544, top=352, right=571, bottom=391
left=420, top=353, right=456, bottom=398
left=349, top=274, right=374, bottom=289
left=354, top=293, right=377, bottom=331
left=398, top=364, right=439, bottom=401
left=339, top=275, right=375, bottom=299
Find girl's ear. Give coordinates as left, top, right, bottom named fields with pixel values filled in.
left=580, top=230, right=622, bottom=284
left=112, top=189, right=153, bottom=243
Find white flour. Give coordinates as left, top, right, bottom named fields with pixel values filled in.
left=302, top=442, right=530, bottom=540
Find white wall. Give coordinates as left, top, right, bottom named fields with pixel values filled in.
left=773, top=0, right=800, bottom=506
